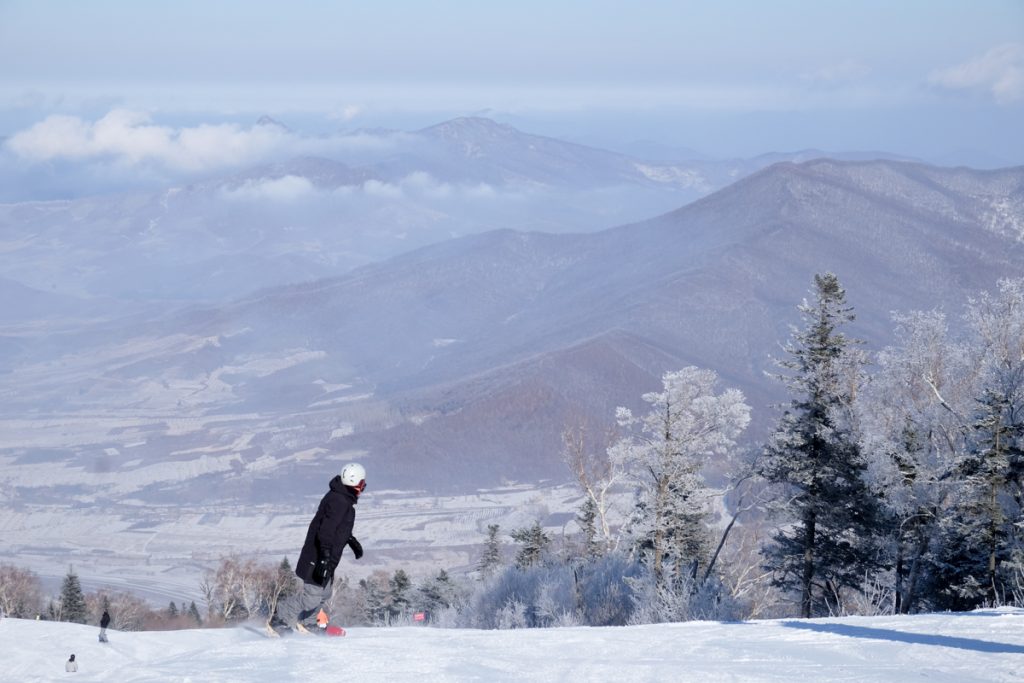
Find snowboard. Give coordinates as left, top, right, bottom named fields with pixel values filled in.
left=248, top=622, right=346, bottom=638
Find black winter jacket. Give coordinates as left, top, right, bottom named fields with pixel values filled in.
left=295, top=476, right=358, bottom=586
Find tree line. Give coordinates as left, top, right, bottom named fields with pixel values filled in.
left=0, top=563, right=202, bottom=630
left=448, top=273, right=1024, bottom=625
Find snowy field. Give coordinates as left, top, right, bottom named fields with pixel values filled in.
left=3, top=608, right=1023, bottom=683
left=0, top=484, right=601, bottom=605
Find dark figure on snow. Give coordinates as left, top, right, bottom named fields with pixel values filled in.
left=66, top=654, right=78, bottom=672
left=99, top=610, right=110, bottom=642
left=267, top=462, right=365, bottom=636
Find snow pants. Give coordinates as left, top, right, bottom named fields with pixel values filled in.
left=275, top=578, right=333, bottom=627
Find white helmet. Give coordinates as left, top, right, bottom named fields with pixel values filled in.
left=340, top=462, right=366, bottom=488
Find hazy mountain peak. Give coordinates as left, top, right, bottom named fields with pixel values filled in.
left=417, top=116, right=520, bottom=140
left=255, top=115, right=291, bottom=131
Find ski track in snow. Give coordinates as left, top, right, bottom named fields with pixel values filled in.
left=3, top=608, right=1023, bottom=682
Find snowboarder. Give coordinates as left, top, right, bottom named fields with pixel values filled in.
left=266, top=462, right=365, bottom=636
left=65, top=654, right=78, bottom=672
left=99, top=610, right=110, bottom=643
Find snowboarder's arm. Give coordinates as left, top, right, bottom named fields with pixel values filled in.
left=317, top=501, right=355, bottom=568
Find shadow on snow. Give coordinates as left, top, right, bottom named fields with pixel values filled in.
left=781, top=621, right=1024, bottom=655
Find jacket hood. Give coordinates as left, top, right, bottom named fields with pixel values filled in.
left=328, top=475, right=359, bottom=503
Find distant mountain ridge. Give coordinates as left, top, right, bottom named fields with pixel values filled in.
left=0, top=117, right=924, bottom=312
left=2, top=158, right=1021, bottom=500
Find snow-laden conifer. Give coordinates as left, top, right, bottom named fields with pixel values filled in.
left=760, top=273, right=881, bottom=618
left=58, top=565, right=88, bottom=624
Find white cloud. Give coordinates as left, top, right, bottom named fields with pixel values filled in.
left=221, top=175, right=316, bottom=202
left=321, top=173, right=499, bottom=204
left=1, top=109, right=419, bottom=182
left=327, top=104, right=363, bottom=122
left=6, top=109, right=292, bottom=171
left=929, top=43, right=1024, bottom=103
left=400, top=171, right=453, bottom=199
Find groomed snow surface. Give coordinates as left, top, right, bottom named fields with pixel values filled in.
left=4, top=608, right=1023, bottom=682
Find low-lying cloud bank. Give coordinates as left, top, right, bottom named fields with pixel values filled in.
left=929, top=42, right=1024, bottom=103
left=5, top=109, right=417, bottom=170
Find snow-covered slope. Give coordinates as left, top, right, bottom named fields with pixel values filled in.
left=3, top=608, right=1022, bottom=682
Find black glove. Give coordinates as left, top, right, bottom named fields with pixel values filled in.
left=311, top=558, right=331, bottom=586
left=347, top=536, right=363, bottom=560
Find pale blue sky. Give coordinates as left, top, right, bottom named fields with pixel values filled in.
left=0, top=0, right=1021, bottom=182
left=2, top=1, right=1019, bottom=84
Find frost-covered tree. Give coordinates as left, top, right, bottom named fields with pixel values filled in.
left=200, top=553, right=297, bottom=623
left=415, top=569, right=468, bottom=626
left=359, top=570, right=391, bottom=625
left=478, top=524, right=504, bottom=578
left=267, top=556, right=297, bottom=618
left=388, top=569, right=413, bottom=621
left=611, top=366, right=750, bottom=591
left=463, top=564, right=578, bottom=629
left=511, top=521, right=551, bottom=569
left=85, top=590, right=147, bottom=631
left=277, top=557, right=295, bottom=596
left=760, top=273, right=881, bottom=618
left=562, top=420, right=623, bottom=553
left=0, top=563, right=42, bottom=618
left=857, top=309, right=974, bottom=613
left=933, top=278, right=1024, bottom=608
left=416, top=569, right=462, bottom=620
left=576, top=497, right=603, bottom=561
left=948, top=388, right=1023, bottom=604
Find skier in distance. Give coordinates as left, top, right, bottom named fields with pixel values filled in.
left=98, top=609, right=110, bottom=642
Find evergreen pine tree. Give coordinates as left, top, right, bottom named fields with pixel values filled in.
left=416, top=569, right=458, bottom=619
left=478, top=524, right=503, bottom=577
left=966, top=389, right=1015, bottom=600
left=577, top=497, right=603, bottom=561
left=167, top=601, right=178, bottom=618
left=188, top=600, right=202, bottom=625
left=277, top=556, right=296, bottom=599
left=58, top=566, right=87, bottom=624
left=511, top=521, right=551, bottom=569
left=360, top=574, right=389, bottom=625
left=760, top=273, right=881, bottom=618
left=388, top=569, right=412, bottom=621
